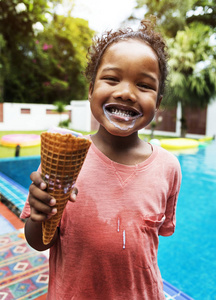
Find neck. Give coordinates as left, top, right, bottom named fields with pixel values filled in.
left=92, top=126, right=141, bottom=150
left=90, top=126, right=151, bottom=165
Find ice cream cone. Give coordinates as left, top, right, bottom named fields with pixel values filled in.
left=40, top=131, right=91, bottom=245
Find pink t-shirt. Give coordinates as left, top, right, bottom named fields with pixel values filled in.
left=21, top=142, right=181, bottom=300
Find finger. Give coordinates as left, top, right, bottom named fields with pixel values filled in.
left=30, top=171, right=47, bottom=190
left=30, top=207, right=47, bottom=222
left=29, top=194, right=57, bottom=215
left=29, top=183, right=56, bottom=207
left=30, top=207, right=57, bottom=222
left=69, top=187, right=78, bottom=202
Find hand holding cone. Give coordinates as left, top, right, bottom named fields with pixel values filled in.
left=40, top=131, right=91, bottom=245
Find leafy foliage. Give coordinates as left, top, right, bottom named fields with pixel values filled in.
left=135, top=0, right=191, bottom=37
left=0, top=1, right=94, bottom=104
left=134, top=0, right=216, bottom=37
left=27, top=16, right=94, bottom=104
left=186, top=0, right=216, bottom=29
left=165, top=24, right=216, bottom=107
left=54, top=101, right=66, bottom=113
left=132, top=0, right=216, bottom=135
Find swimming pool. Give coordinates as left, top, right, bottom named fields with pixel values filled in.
left=158, top=141, right=216, bottom=300
left=0, top=142, right=215, bottom=299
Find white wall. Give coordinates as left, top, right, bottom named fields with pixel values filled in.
left=206, top=99, right=216, bottom=138
left=70, top=100, right=91, bottom=132
left=0, top=103, right=70, bottom=131
left=1, top=101, right=215, bottom=137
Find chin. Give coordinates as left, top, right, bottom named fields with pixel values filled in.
left=107, top=127, right=135, bottom=137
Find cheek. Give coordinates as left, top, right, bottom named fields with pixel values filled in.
left=89, top=86, right=108, bottom=106
left=90, top=97, right=103, bottom=121
left=140, top=100, right=157, bottom=122
left=141, top=97, right=157, bottom=111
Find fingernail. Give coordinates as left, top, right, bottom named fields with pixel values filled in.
left=51, top=208, right=57, bottom=215
left=50, top=198, right=56, bottom=206
left=71, top=192, right=77, bottom=202
left=40, top=182, right=46, bottom=190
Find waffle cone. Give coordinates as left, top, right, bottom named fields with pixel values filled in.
left=40, top=132, right=91, bottom=245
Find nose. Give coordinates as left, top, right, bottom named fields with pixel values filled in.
left=113, top=81, right=136, bottom=102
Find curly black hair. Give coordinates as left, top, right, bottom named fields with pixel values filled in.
left=85, top=18, right=169, bottom=99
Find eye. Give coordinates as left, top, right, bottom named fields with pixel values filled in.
left=138, top=83, right=156, bottom=91
left=103, top=76, right=119, bottom=82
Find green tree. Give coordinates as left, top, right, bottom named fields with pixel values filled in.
left=0, top=1, right=94, bottom=104
left=130, top=0, right=216, bottom=136
left=134, top=0, right=192, bottom=37
left=133, top=0, right=216, bottom=37
left=54, top=101, right=66, bottom=113
left=0, top=0, right=52, bottom=101
left=165, top=24, right=216, bottom=136
left=0, top=34, right=7, bottom=101
left=30, top=15, right=94, bottom=104
left=186, top=0, right=216, bottom=29
left=54, top=100, right=67, bottom=126
left=0, top=0, right=51, bottom=47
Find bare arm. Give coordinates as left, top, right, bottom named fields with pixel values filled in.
left=24, top=171, right=77, bottom=251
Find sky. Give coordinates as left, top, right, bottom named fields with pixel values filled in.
left=56, top=0, right=140, bottom=33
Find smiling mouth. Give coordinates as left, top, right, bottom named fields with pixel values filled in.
left=104, top=104, right=142, bottom=120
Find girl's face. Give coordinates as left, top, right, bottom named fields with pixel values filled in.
left=89, top=39, right=162, bottom=137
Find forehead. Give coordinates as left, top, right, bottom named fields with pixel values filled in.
left=99, top=39, right=159, bottom=74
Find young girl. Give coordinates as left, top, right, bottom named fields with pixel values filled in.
left=21, top=19, right=181, bottom=299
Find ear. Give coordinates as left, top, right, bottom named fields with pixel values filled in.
left=88, top=82, right=94, bottom=101
left=156, top=95, right=163, bottom=110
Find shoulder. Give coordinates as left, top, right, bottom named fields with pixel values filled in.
left=153, top=145, right=181, bottom=174
left=154, top=144, right=180, bottom=163
left=153, top=145, right=182, bottom=194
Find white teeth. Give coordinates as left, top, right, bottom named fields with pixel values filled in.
left=110, top=108, right=134, bottom=117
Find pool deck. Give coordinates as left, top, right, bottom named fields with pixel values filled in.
left=0, top=202, right=47, bottom=300
left=0, top=171, right=194, bottom=300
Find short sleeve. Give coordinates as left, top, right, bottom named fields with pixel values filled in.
left=20, top=196, right=31, bottom=219
left=158, top=192, right=178, bottom=236
left=159, top=161, right=182, bottom=236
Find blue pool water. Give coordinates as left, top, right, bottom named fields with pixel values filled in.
left=0, top=155, right=40, bottom=189
left=158, top=141, right=216, bottom=300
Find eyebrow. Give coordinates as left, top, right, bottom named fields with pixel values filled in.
left=139, top=72, right=158, bottom=83
left=101, top=67, right=121, bottom=73
left=101, top=67, right=158, bottom=83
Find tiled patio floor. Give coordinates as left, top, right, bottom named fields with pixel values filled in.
left=163, top=280, right=194, bottom=299
left=0, top=222, right=48, bottom=300
left=0, top=202, right=24, bottom=231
